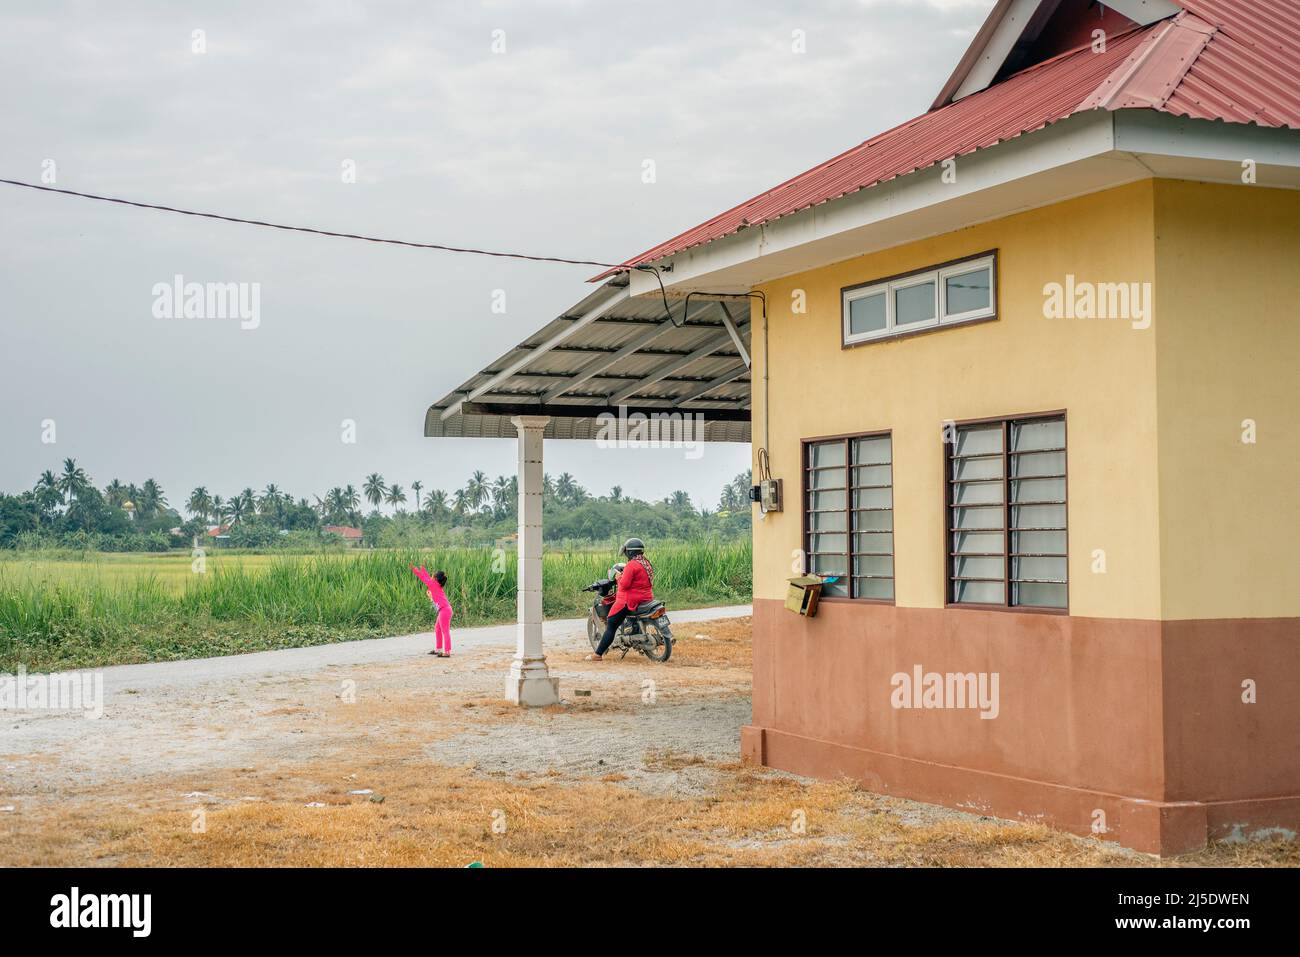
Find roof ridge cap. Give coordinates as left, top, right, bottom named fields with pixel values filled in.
left=1078, top=11, right=1217, bottom=113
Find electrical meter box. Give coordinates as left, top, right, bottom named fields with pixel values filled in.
left=760, top=478, right=782, bottom=512
left=785, top=575, right=825, bottom=617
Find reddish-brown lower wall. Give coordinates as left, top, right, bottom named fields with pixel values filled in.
left=1161, top=618, right=1300, bottom=802
left=746, top=598, right=1300, bottom=855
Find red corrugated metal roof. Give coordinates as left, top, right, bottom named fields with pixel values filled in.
left=1166, top=1, right=1300, bottom=128
left=604, top=0, right=1300, bottom=277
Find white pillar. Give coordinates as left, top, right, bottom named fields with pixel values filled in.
left=505, top=415, right=560, bottom=706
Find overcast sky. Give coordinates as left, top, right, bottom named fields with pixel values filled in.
left=0, top=0, right=993, bottom=514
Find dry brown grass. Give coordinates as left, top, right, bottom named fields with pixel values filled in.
left=3, top=616, right=1297, bottom=868
left=6, top=743, right=1297, bottom=868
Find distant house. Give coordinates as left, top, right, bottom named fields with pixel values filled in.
left=205, top=525, right=231, bottom=544
left=322, top=525, right=364, bottom=546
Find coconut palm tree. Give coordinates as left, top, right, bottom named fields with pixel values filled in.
left=609, top=485, right=624, bottom=503
left=139, top=479, right=167, bottom=519
left=555, top=472, right=576, bottom=505
left=665, top=490, right=695, bottom=514
left=410, top=480, right=423, bottom=512
left=259, top=484, right=279, bottom=513
left=452, top=488, right=468, bottom=518
left=466, top=471, right=488, bottom=512
left=343, top=484, right=360, bottom=514
left=488, top=475, right=510, bottom=516
left=257, top=484, right=286, bottom=526
left=226, top=493, right=249, bottom=525
left=104, top=479, right=128, bottom=508
left=363, top=473, right=387, bottom=509
left=57, top=458, right=89, bottom=506
left=425, top=489, right=448, bottom=519
left=211, top=495, right=227, bottom=527
left=385, top=484, right=407, bottom=509
left=34, top=471, right=63, bottom=518
left=187, top=487, right=213, bottom=522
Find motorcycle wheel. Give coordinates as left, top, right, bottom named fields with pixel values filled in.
left=587, top=613, right=602, bottom=652
left=642, top=621, right=672, bottom=662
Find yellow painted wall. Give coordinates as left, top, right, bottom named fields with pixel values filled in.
left=751, top=180, right=1163, bottom=619
left=1153, top=180, right=1300, bottom=620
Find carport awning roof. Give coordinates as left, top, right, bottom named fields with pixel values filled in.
left=424, top=278, right=752, bottom=443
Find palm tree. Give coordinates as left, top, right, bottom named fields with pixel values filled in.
left=542, top=472, right=556, bottom=503
left=33, top=471, right=62, bottom=522
left=555, top=472, right=576, bottom=505
left=363, top=473, right=387, bottom=509
left=57, top=458, right=89, bottom=506
left=187, top=487, right=213, bottom=522
left=211, top=495, right=227, bottom=527
left=490, top=475, right=511, bottom=516
left=609, top=485, right=624, bottom=503
left=139, top=479, right=167, bottom=519
left=452, top=488, right=469, bottom=518
left=466, top=471, right=488, bottom=512
left=425, top=489, right=448, bottom=519
left=666, top=490, right=695, bottom=514
left=226, top=493, right=249, bottom=525
left=104, top=479, right=128, bottom=508
left=343, top=484, right=360, bottom=513
left=385, top=484, right=407, bottom=509
left=410, top=480, right=423, bottom=512
left=257, top=484, right=286, bottom=526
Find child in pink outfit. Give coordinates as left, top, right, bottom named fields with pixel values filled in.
left=410, top=566, right=454, bottom=657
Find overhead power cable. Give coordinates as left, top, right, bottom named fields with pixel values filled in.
left=0, top=177, right=634, bottom=270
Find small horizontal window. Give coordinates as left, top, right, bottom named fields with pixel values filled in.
left=843, top=253, right=996, bottom=345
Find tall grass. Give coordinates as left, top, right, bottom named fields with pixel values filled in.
left=0, top=542, right=751, bottom=670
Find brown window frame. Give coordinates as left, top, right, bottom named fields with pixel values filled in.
left=841, top=249, right=999, bottom=350
left=944, top=411, right=1068, bottom=615
left=801, top=430, right=895, bottom=604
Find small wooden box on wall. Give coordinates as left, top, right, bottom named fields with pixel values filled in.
left=785, top=575, right=825, bottom=617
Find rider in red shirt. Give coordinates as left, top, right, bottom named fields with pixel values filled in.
left=587, top=537, right=654, bottom=661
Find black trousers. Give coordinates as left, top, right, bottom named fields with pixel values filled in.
left=596, top=607, right=630, bottom=656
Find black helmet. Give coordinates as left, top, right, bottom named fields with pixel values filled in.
left=620, top=537, right=645, bottom=557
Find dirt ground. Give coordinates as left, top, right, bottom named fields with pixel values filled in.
left=2, top=615, right=1296, bottom=867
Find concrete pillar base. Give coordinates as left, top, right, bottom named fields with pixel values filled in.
left=504, top=664, right=560, bottom=707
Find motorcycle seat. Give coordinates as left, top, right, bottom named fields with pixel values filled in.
left=633, top=600, right=665, bottom=618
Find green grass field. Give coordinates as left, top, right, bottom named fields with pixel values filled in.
left=0, top=543, right=752, bottom=671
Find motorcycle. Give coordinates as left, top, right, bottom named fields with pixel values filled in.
left=581, top=575, right=673, bottom=662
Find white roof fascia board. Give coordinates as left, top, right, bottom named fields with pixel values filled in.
left=627, top=109, right=1120, bottom=298
left=952, top=0, right=1047, bottom=102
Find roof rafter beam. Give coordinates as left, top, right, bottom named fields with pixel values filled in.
left=607, top=314, right=750, bottom=405
left=440, top=283, right=629, bottom=421
left=717, top=301, right=751, bottom=368
left=671, top=362, right=750, bottom=407
left=541, top=298, right=716, bottom=403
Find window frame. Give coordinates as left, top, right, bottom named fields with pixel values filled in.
left=801, top=429, right=895, bottom=605
left=943, top=410, right=1069, bottom=616
left=842, top=250, right=998, bottom=348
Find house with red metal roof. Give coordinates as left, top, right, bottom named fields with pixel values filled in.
left=322, top=524, right=365, bottom=545
left=427, top=0, right=1300, bottom=854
